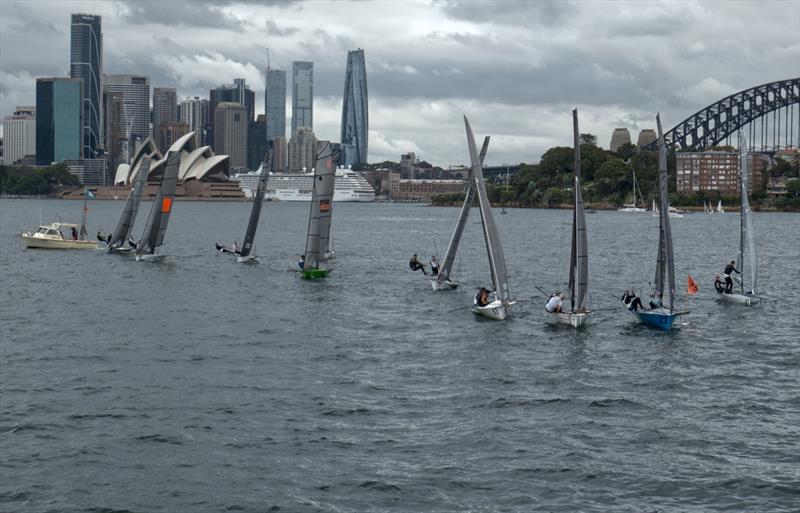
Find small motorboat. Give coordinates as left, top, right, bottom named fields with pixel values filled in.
left=21, top=223, right=96, bottom=249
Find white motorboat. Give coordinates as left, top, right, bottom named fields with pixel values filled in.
left=21, top=223, right=96, bottom=249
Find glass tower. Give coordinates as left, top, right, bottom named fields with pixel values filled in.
left=340, top=49, right=369, bottom=168
left=70, top=13, right=102, bottom=158
left=265, top=68, right=286, bottom=142
left=36, top=78, right=83, bottom=165
left=291, top=61, right=313, bottom=135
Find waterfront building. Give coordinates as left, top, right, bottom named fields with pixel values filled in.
left=63, top=158, right=107, bottom=185
left=287, top=127, right=315, bottom=172
left=36, top=77, right=83, bottom=165
left=265, top=67, right=286, bottom=141
left=214, top=102, right=248, bottom=169
left=291, top=61, right=313, bottom=134
left=676, top=150, right=765, bottom=195
left=180, top=97, right=209, bottom=147
left=247, top=115, right=267, bottom=171
left=610, top=128, right=631, bottom=153
left=386, top=172, right=468, bottom=202
left=70, top=13, right=103, bottom=158
left=340, top=49, right=368, bottom=168
left=637, top=129, right=657, bottom=149
left=3, top=106, right=36, bottom=165
left=400, top=152, right=416, bottom=178
left=103, top=74, right=150, bottom=173
left=153, top=87, right=178, bottom=152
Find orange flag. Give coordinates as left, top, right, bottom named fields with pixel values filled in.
left=687, top=275, right=699, bottom=295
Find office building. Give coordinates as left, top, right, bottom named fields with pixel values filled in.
left=676, top=151, right=764, bottom=195
left=214, top=102, right=248, bottom=169
left=70, top=13, right=103, bottom=157
left=102, top=75, right=149, bottom=174
left=291, top=61, right=313, bottom=134
left=209, top=79, right=255, bottom=139
left=36, top=77, right=83, bottom=165
left=247, top=114, right=267, bottom=171
left=159, top=122, right=191, bottom=154
left=265, top=67, right=286, bottom=142
left=610, top=128, right=631, bottom=153
left=271, top=136, right=287, bottom=172
left=180, top=97, right=209, bottom=147
left=637, top=129, right=657, bottom=149
left=153, top=87, right=178, bottom=152
left=340, top=49, right=368, bottom=168
left=288, top=127, right=315, bottom=172
left=3, top=106, right=36, bottom=165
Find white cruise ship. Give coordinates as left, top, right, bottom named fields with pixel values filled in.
left=233, top=167, right=375, bottom=202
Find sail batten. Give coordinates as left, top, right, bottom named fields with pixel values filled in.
left=437, top=136, right=489, bottom=284
left=304, top=141, right=336, bottom=268
left=109, top=157, right=149, bottom=249
left=239, top=151, right=272, bottom=258
left=465, top=116, right=511, bottom=303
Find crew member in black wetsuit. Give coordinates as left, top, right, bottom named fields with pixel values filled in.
left=621, top=289, right=643, bottom=311
left=409, top=254, right=427, bottom=275
left=714, top=274, right=725, bottom=293
left=723, top=260, right=740, bottom=293
left=475, top=287, right=490, bottom=307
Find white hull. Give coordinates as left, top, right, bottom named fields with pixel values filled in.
left=236, top=255, right=259, bottom=264
left=548, top=311, right=590, bottom=327
left=472, top=299, right=514, bottom=320
left=266, top=189, right=375, bottom=202
left=323, top=250, right=335, bottom=260
left=21, top=234, right=96, bottom=249
left=135, top=253, right=164, bottom=262
left=718, top=292, right=759, bottom=305
left=430, top=278, right=458, bottom=291
left=618, top=207, right=647, bottom=213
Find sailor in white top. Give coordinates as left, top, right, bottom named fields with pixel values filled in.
left=545, top=293, right=565, bottom=313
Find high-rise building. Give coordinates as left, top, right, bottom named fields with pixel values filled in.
left=265, top=67, right=286, bottom=142
left=610, top=128, right=631, bottom=153
left=637, top=129, right=657, bottom=149
left=340, top=49, right=368, bottom=168
left=676, top=151, right=764, bottom=195
left=271, top=136, right=287, bottom=172
left=288, top=127, right=316, bottom=172
left=209, top=80, right=255, bottom=131
left=153, top=87, right=178, bottom=152
left=291, top=61, right=313, bottom=135
left=247, top=115, right=267, bottom=171
left=180, top=97, right=209, bottom=147
left=36, top=77, right=83, bottom=165
left=214, top=102, right=248, bottom=169
left=159, top=122, right=191, bottom=153
left=103, top=75, right=150, bottom=173
left=70, top=13, right=103, bottom=158
left=3, top=106, right=36, bottom=165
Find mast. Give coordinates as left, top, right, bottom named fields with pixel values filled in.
left=656, top=114, right=675, bottom=312
left=437, top=136, right=489, bottom=284
left=570, top=109, right=588, bottom=313
left=465, top=116, right=510, bottom=303
left=239, top=150, right=272, bottom=258
left=739, top=134, right=757, bottom=295
left=303, top=141, right=335, bottom=268
left=739, top=135, right=745, bottom=294
left=80, top=186, right=88, bottom=239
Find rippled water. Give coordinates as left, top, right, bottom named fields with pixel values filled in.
left=1, top=199, right=798, bottom=512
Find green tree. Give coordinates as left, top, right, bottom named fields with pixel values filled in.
left=579, top=133, right=598, bottom=146
left=787, top=178, right=800, bottom=197
left=615, top=142, right=638, bottom=161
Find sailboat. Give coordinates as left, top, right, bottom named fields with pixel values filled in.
left=431, top=136, right=490, bottom=291
left=134, top=150, right=180, bottom=261
left=301, top=141, right=336, bottom=279
left=632, top=114, right=688, bottom=331
left=105, top=157, right=150, bottom=253
left=717, top=135, right=759, bottom=305
left=464, top=116, right=516, bottom=320
left=618, top=170, right=646, bottom=212
left=215, top=150, right=272, bottom=263
left=549, top=109, right=590, bottom=327
left=717, top=200, right=724, bottom=213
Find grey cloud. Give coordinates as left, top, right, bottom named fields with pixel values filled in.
left=434, top=0, right=575, bottom=27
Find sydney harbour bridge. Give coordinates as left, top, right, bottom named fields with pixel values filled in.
left=482, top=77, right=800, bottom=180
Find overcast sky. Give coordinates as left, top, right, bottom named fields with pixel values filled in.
left=1, top=0, right=798, bottom=166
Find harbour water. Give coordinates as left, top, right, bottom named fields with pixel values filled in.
left=1, top=199, right=798, bottom=512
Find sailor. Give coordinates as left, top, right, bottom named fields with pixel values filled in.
left=545, top=292, right=565, bottom=313
left=409, top=254, right=427, bottom=275
left=723, top=260, right=740, bottom=293
left=71, top=226, right=78, bottom=240
left=128, top=237, right=137, bottom=249
left=714, top=274, right=725, bottom=294
left=232, top=241, right=241, bottom=255
left=96, top=231, right=105, bottom=242
left=649, top=291, right=663, bottom=309
left=298, top=254, right=305, bottom=270
left=429, top=256, right=439, bottom=276
left=475, top=287, right=491, bottom=307
left=621, top=289, right=643, bottom=311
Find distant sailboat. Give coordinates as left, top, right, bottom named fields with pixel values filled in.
left=717, top=200, right=724, bottom=213
left=717, top=134, right=759, bottom=306
left=548, top=109, right=590, bottom=327
left=106, top=157, right=150, bottom=253
left=632, top=114, right=688, bottom=330
left=301, top=141, right=336, bottom=279
left=464, top=116, right=516, bottom=320
left=431, top=135, right=490, bottom=291
left=135, top=150, right=180, bottom=261
left=618, top=170, right=647, bottom=212
left=215, top=150, right=272, bottom=263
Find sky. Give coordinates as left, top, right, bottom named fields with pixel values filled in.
left=1, top=0, right=798, bottom=166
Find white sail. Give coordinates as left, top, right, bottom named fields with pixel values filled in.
left=465, top=116, right=511, bottom=304
left=303, top=141, right=336, bottom=269
left=739, top=137, right=757, bottom=295
left=570, top=109, right=588, bottom=312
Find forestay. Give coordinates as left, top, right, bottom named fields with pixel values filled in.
left=436, top=136, right=490, bottom=285
left=136, top=151, right=180, bottom=256
left=654, top=114, right=675, bottom=312
left=238, top=150, right=272, bottom=258
left=304, top=141, right=336, bottom=268
left=739, top=135, right=758, bottom=295
left=464, top=116, right=511, bottom=303
left=109, top=157, right=150, bottom=249
left=569, top=109, right=589, bottom=312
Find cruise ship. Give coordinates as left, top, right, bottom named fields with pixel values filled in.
left=234, top=168, right=375, bottom=202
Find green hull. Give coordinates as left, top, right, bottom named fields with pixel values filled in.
left=301, top=268, right=330, bottom=279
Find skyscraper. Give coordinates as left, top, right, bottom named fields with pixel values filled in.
left=3, top=106, right=36, bottom=165
left=209, top=79, right=255, bottom=151
left=180, top=97, right=209, bottom=147
left=36, top=77, right=83, bottom=165
left=153, top=87, right=178, bottom=152
left=288, top=127, right=316, bottom=172
left=265, top=66, right=286, bottom=142
left=103, top=75, right=150, bottom=171
left=247, top=115, right=267, bottom=171
left=70, top=13, right=102, bottom=158
left=214, top=102, right=248, bottom=169
left=291, top=61, right=313, bottom=135
left=340, top=49, right=368, bottom=168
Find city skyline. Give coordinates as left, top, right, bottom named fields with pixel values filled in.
left=1, top=0, right=798, bottom=166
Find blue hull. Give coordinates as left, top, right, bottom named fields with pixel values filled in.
left=635, top=310, right=677, bottom=331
